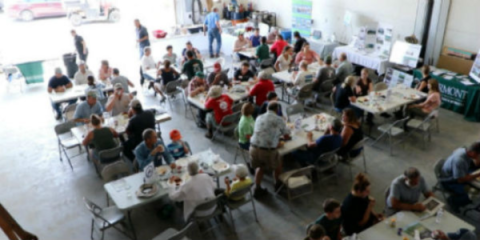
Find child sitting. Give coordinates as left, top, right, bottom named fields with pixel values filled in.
left=224, top=164, right=253, bottom=201
left=167, top=129, right=190, bottom=159
left=309, top=199, right=342, bottom=240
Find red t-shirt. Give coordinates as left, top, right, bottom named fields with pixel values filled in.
left=205, top=94, right=234, bottom=124
left=249, top=79, right=275, bottom=106
left=270, top=40, right=288, bottom=57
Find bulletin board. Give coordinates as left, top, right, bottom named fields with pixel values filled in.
left=292, top=0, right=313, bottom=38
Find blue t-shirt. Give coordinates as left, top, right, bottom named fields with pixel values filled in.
left=314, top=134, right=342, bottom=156
left=73, top=101, right=103, bottom=123
left=48, top=75, right=71, bottom=89
left=442, top=148, right=473, bottom=182
left=167, top=142, right=187, bottom=160
left=250, top=35, right=261, bottom=47
left=204, top=12, right=220, bottom=31
left=137, top=26, right=150, bottom=48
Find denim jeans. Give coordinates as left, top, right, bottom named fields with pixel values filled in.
left=442, top=181, right=472, bottom=208
left=52, top=99, right=77, bottom=118
left=143, top=73, right=156, bottom=81
left=208, top=29, right=222, bottom=55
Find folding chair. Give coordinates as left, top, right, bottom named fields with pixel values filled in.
left=54, top=121, right=84, bottom=170
left=101, top=161, right=131, bottom=206
left=63, top=103, right=78, bottom=122
left=96, top=145, right=123, bottom=177
left=211, top=112, right=241, bottom=141
left=152, top=222, right=194, bottom=240
left=276, top=166, right=315, bottom=208
left=188, top=195, right=226, bottom=235
left=340, top=138, right=368, bottom=180
left=313, top=148, right=340, bottom=184
left=287, top=82, right=315, bottom=105
left=371, top=117, right=410, bottom=155
left=83, top=197, right=133, bottom=240
left=404, top=110, right=438, bottom=149
left=164, top=80, right=186, bottom=110
left=285, top=103, right=305, bottom=122
left=225, top=183, right=259, bottom=232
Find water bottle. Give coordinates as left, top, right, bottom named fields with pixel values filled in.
left=435, top=208, right=444, bottom=223
left=222, top=84, right=228, bottom=94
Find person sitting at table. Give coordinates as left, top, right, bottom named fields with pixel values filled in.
left=207, top=63, right=231, bottom=88
left=341, top=173, right=383, bottom=236
left=204, top=86, right=234, bottom=139
left=293, top=31, right=307, bottom=54
left=309, top=199, right=343, bottom=240
left=182, top=50, right=204, bottom=80
left=224, top=164, right=253, bottom=201
left=188, top=72, right=209, bottom=128
left=270, top=35, right=289, bottom=58
left=356, top=68, right=374, bottom=124
left=305, top=224, right=328, bottom=240
left=295, top=42, right=321, bottom=65
left=440, top=142, right=480, bottom=212
left=98, top=60, right=113, bottom=85
left=250, top=28, right=262, bottom=47
left=154, top=60, right=180, bottom=103
left=169, top=161, right=217, bottom=221
left=333, top=76, right=357, bottom=113
left=48, top=67, right=75, bottom=120
left=255, top=36, right=271, bottom=64
left=337, top=108, right=364, bottom=158
left=234, top=32, right=252, bottom=61
left=74, top=61, right=93, bottom=85
left=181, top=41, right=202, bottom=64
left=111, top=68, right=134, bottom=94
left=289, top=61, right=315, bottom=96
left=292, top=118, right=343, bottom=166
left=238, top=102, right=255, bottom=150
left=267, top=27, right=279, bottom=45
left=259, top=91, right=283, bottom=116
left=124, top=99, right=155, bottom=161
left=82, top=114, right=119, bottom=162
left=406, top=79, right=441, bottom=121
left=167, top=129, right=190, bottom=160
left=163, top=45, right=178, bottom=66
left=250, top=102, right=291, bottom=197
left=134, top=128, right=173, bottom=171
left=431, top=229, right=477, bottom=240
left=417, top=65, right=431, bottom=93
left=335, top=53, right=354, bottom=86
left=105, top=83, right=133, bottom=116
left=386, top=167, right=435, bottom=216
left=249, top=71, right=275, bottom=108
left=73, top=91, right=103, bottom=125
left=233, top=62, right=257, bottom=84
left=314, top=56, right=336, bottom=93
left=84, top=76, right=106, bottom=100
left=141, top=47, right=159, bottom=82
left=275, top=46, right=294, bottom=72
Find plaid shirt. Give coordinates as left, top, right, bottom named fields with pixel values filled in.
left=250, top=111, right=290, bottom=148
left=188, top=78, right=209, bottom=96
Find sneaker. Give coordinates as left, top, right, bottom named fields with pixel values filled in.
left=215, top=54, right=219, bottom=58
left=160, top=97, right=166, bottom=103
left=210, top=54, right=214, bottom=58
left=205, top=131, right=213, bottom=139
left=55, top=114, right=62, bottom=121
left=253, top=187, right=268, bottom=198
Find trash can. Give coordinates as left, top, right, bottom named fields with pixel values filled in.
left=63, top=53, right=78, bottom=79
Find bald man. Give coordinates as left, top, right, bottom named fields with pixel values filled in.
left=335, top=53, right=354, bottom=85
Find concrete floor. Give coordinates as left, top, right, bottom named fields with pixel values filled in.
left=1, top=70, right=480, bottom=240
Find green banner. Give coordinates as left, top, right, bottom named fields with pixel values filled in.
left=16, top=61, right=44, bottom=84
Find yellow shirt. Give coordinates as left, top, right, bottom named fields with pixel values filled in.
left=225, top=177, right=253, bottom=201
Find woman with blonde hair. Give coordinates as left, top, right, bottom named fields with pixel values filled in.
left=333, top=76, right=357, bottom=113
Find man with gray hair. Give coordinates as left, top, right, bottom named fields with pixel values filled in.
left=386, top=167, right=434, bottom=216
left=292, top=118, right=343, bottom=166
left=105, top=83, right=133, bottom=116
left=73, top=91, right=103, bottom=125
left=74, top=61, right=93, bottom=85
left=48, top=67, right=75, bottom=120
left=267, top=27, right=279, bottom=44
left=134, top=128, right=172, bottom=170
left=335, top=53, right=353, bottom=85
left=141, top=47, right=159, bottom=82
left=169, top=161, right=217, bottom=220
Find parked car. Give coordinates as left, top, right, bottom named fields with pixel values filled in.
left=8, top=0, right=67, bottom=21
left=0, top=0, right=4, bottom=11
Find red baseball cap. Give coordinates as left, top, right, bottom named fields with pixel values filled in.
left=169, top=129, right=182, bottom=141
left=214, top=62, right=222, bottom=71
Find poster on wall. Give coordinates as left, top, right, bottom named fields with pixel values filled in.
left=376, top=23, right=394, bottom=58
left=292, top=0, right=313, bottom=39
left=469, top=50, right=480, bottom=83
left=355, top=25, right=376, bottom=50
left=389, top=41, right=422, bottom=68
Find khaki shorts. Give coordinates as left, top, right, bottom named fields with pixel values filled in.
left=249, top=146, right=280, bottom=170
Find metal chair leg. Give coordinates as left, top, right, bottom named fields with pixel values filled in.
left=62, top=147, right=74, bottom=170
left=58, top=141, right=63, bottom=162
left=363, top=152, right=367, bottom=173
left=228, top=208, right=236, bottom=232
left=90, top=219, right=95, bottom=240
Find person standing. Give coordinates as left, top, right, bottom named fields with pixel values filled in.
left=293, top=31, right=307, bottom=54
left=134, top=19, right=150, bottom=58
left=203, top=7, right=222, bottom=58
left=71, top=30, right=88, bottom=62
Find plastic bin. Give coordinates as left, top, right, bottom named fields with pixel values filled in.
left=280, top=30, right=292, bottom=43
left=63, top=53, right=77, bottom=79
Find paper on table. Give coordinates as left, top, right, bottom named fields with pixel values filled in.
left=461, top=80, right=476, bottom=86
left=443, top=76, right=454, bottom=80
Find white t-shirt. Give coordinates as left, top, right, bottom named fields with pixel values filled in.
left=275, top=54, right=292, bottom=72
left=293, top=70, right=314, bottom=88
left=141, top=55, right=157, bottom=72
left=73, top=69, right=93, bottom=85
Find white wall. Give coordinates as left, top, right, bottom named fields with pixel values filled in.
left=443, top=0, right=480, bottom=53
left=254, top=0, right=419, bottom=44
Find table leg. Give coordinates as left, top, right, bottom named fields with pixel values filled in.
left=128, top=211, right=137, bottom=240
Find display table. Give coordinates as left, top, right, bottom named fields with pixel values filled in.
left=413, top=69, right=480, bottom=122
left=308, top=38, right=339, bottom=60
left=333, top=46, right=389, bottom=75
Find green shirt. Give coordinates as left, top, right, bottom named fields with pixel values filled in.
left=182, top=59, right=204, bottom=80
left=256, top=44, right=270, bottom=62
left=238, top=115, right=255, bottom=144
left=313, top=214, right=341, bottom=240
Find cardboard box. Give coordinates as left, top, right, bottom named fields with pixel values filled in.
left=437, top=46, right=475, bottom=75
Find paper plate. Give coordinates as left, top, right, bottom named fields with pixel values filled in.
left=157, top=166, right=171, bottom=180
left=136, top=184, right=158, bottom=198
left=212, top=162, right=230, bottom=172
left=167, top=174, right=191, bottom=187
